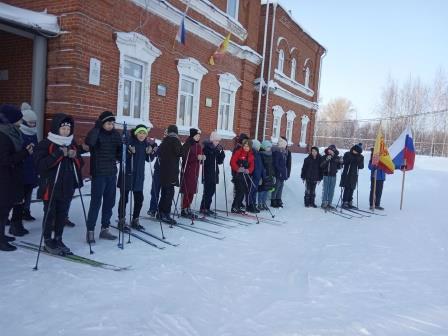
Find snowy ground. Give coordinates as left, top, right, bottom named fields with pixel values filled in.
left=1, top=153, right=448, bottom=336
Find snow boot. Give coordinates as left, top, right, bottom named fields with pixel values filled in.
left=147, top=209, right=157, bottom=217
left=278, top=199, right=284, bottom=208
left=44, top=239, right=63, bottom=255
left=0, top=239, right=17, bottom=251
left=375, top=206, right=384, bottom=211
left=22, top=210, right=36, bottom=221
left=99, top=227, right=117, bottom=240
left=117, top=218, right=130, bottom=233
left=9, top=220, right=29, bottom=236
left=342, top=202, right=350, bottom=209
left=311, top=195, right=318, bottom=208
left=246, top=204, right=259, bottom=213
left=321, top=201, right=328, bottom=209
left=131, top=218, right=145, bottom=230
left=86, top=230, right=96, bottom=244
left=270, top=199, right=279, bottom=208
left=64, top=217, right=75, bottom=228
left=181, top=208, right=197, bottom=219
left=55, top=237, right=72, bottom=255
left=159, top=213, right=177, bottom=225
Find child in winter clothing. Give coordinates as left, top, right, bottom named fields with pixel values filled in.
left=0, top=105, right=33, bottom=251
left=340, top=143, right=364, bottom=209
left=117, top=125, right=153, bottom=230
left=180, top=128, right=204, bottom=219
left=368, top=148, right=386, bottom=210
left=230, top=139, right=254, bottom=213
left=271, top=137, right=289, bottom=208
left=258, top=140, right=275, bottom=210
left=200, top=131, right=225, bottom=216
left=158, top=125, right=183, bottom=225
left=9, top=103, right=38, bottom=237
left=320, top=144, right=342, bottom=209
left=85, top=111, right=122, bottom=243
left=247, top=139, right=263, bottom=213
left=34, top=113, right=84, bottom=255
left=147, top=137, right=160, bottom=217
left=301, top=146, right=323, bottom=207
left=280, top=136, right=292, bottom=180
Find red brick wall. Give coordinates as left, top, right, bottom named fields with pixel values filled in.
left=0, top=31, right=33, bottom=107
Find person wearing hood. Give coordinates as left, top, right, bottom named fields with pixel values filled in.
left=34, top=113, right=84, bottom=255
left=247, top=139, right=263, bottom=213
left=301, top=146, right=323, bottom=207
left=84, top=111, right=122, bottom=243
left=180, top=128, right=205, bottom=219
left=271, top=137, right=289, bottom=208
left=258, top=140, right=275, bottom=210
left=117, top=125, right=153, bottom=231
left=8, top=103, right=38, bottom=237
left=158, top=124, right=183, bottom=225
left=200, top=131, right=225, bottom=216
left=340, top=143, right=364, bottom=209
left=0, top=105, right=33, bottom=251
left=230, top=139, right=254, bottom=213
left=320, top=144, right=342, bottom=209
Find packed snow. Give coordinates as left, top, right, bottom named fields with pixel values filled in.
left=1, top=153, right=448, bottom=336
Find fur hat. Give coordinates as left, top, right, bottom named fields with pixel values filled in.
left=210, top=131, right=221, bottom=142
left=167, top=124, right=178, bottom=134
left=277, top=137, right=288, bottom=149
left=0, top=104, right=23, bottom=124
left=251, top=139, right=261, bottom=151
left=21, top=103, right=37, bottom=124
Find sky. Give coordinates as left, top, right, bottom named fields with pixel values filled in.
left=279, top=0, right=448, bottom=118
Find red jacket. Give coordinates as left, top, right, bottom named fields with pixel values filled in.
left=230, top=147, right=254, bottom=174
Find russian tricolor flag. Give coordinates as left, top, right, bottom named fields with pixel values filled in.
left=389, top=126, right=415, bottom=171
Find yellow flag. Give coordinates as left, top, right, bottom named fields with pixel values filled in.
left=373, top=127, right=395, bottom=174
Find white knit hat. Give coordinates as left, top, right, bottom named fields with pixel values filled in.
left=21, top=102, right=37, bottom=123
left=277, top=137, right=288, bottom=149
left=210, top=131, right=221, bottom=142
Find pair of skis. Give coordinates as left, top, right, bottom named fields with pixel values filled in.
left=14, top=241, right=130, bottom=272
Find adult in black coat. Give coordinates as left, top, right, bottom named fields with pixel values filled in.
left=301, top=146, right=323, bottom=207
left=34, top=113, right=84, bottom=254
left=340, top=144, right=364, bottom=208
left=158, top=125, right=183, bottom=224
left=0, top=105, right=32, bottom=251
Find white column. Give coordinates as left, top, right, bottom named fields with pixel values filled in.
left=31, top=35, right=47, bottom=140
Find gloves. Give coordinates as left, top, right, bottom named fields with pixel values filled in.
left=241, top=160, right=249, bottom=169
left=244, top=169, right=249, bottom=174
left=216, top=144, right=223, bottom=152
left=68, top=149, right=77, bottom=158
left=197, top=154, right=206, bottom=161
left=60, top=147, right=68, bottom=157
left=128, top=145, right=136, bottom=154
left=145, top=146, right=153, bottom=155
left=237, top=167, right=245, bottom=173
left=25, top=143, right=34, bottom=155
left=326, top=155, right=332, bottom=161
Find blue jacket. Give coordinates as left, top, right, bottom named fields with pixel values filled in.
left=368, top=160, right=386, bottom=181
left=272, top=146, right=288, bottom=181
left=251, top=149, right=264, bottom=183
left=21, top=132, right=38, bottom=186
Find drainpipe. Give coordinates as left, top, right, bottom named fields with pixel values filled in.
left=313, top=48, right=326, bottom=146
left=255, top=0, right=270, bottom=140
left=31, top=35, right=47, bottom=140
left=262, top=1, right=277, bottom=141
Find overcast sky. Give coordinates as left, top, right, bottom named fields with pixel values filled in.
left=279, top=0, right=448, bottom=118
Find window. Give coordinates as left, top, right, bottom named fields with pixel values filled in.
left=116, top=32, right=161, bottom=127
left=285, top=110, right=296, bottom=144
left=291, top=58, right=296, bottom=81
left=271, top=105, right=285, bottom=143
left=227, top=0, right=239, bottom=20
left=300, top=115, right=310, bottom=147
left=278, top=49, right=285, bottom=73
left=217, top=73, right=241, bottom=137
left=305, top=67, right=311, bottom=88
left=176, top=58, right=208, bottom=133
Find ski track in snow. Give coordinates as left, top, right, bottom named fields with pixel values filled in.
left=1, top=153, right=448, bottom=336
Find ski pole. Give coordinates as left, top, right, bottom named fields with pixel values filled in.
left=127, top=153, right=134, bottom=244
left=118, top=123, right=128, bottom=249
left=34, top=161, right=62, bottom=271
left=356, top=167, right=359, bottom=209
left=214, top=156, right=218, bottom=219
left=191, top=143, right=202, bottom=221
left=222, top=158, right=229, bottom=216
left=174, top=147, right=191, bottom=218
left=72, top=161, right=93, bottom=255
left=246, top=173, right=274, bottom=219
left=148, top=155, right=165, bottom=239
left=243, top=172, right=259, bottom=224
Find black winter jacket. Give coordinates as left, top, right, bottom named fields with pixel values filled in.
left=202, top=140, right=225, bottom=184
left=320, top=147, right=342, bottom=177
left=159, top=133, right=183, bottom=187
left=301, top=154, right=323, bottom=182
left=339, top=147, right=364, bottom=189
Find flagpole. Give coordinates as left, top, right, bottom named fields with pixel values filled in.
left=172, top=1, right=190, bottom=50
left=372, top=168, right=377, bottom=212
left=400, top=158, right=407, bottom=210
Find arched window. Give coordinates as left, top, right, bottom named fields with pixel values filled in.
left=277, top=49, right=284, bottom=73
left=290, top=58, right=296, bottom=81
left=304, top=67, right=311, bottom=88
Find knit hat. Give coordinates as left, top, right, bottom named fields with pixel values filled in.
left=21, top=103, right=37, bottom=124
left=167, top=124, right=178, bottom=134
left=352, top=143, right=363, bottom=154
left=210, top=131, right=221, bottom=142
left=261, top=140, right=272, bottom=150
left=328, top=144, right=337, bottom=151
left=277, top=137, right=288, bottom=149
left=99, top=111, right=115, bottom=124
left=190, top=128, right=200, bottom=138
left=134, top=124, right=148, bottom=136
left=252, top=139, right=261, bottom=151
left=0, top=104, right=23, bottom=124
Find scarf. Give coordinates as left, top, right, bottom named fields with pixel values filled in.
left=0, top=124, right=24, bottom=151
left=20, top=124, right=37, bottom=136
left=47, top=132, right=74, bottom=146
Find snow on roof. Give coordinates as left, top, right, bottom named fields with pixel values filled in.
left=0, top=2, right=60, bottom=35
left=260, top=0, right=326, bottom=51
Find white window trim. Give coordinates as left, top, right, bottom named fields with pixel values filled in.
left=176, top=58, right=208, bottom=135
left=299, top=115, right=310, bottom=147
left=216, top=72, right=241, bottom=139
left=305, top=67, right=311, bottom=88
left=277, top=49, right=285, bottom=73
left=266, top=80, right=319, bottom=110
left=286, top=110, right=297, bottom=145
left=290, top=58, right=296, bottom=81
left=115, top=32, right=161, bottom=128
left=271, top=105, right=285, bottom=144
left=226, top=0, right=239, bottom=21
left=274, top=69, right=314, bottom=97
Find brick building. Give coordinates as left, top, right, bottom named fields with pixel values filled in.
left=0, top=0, right=325, bottom=151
